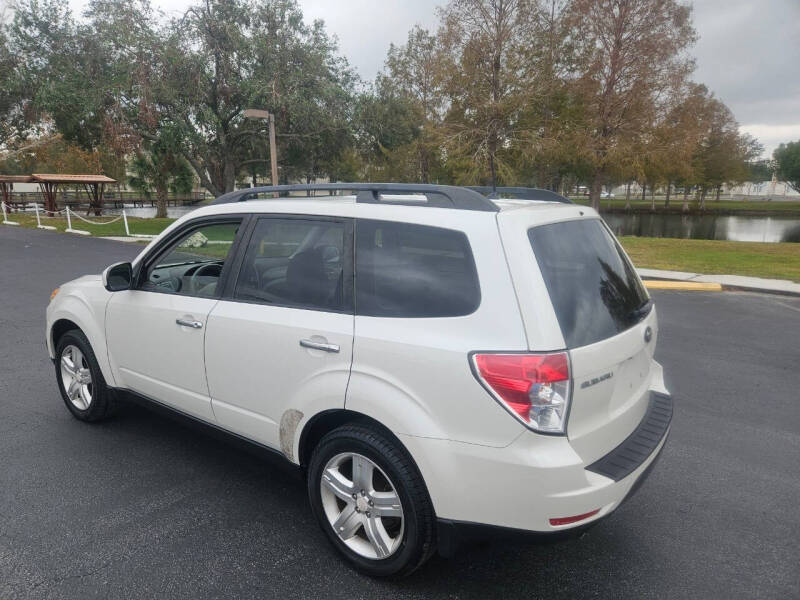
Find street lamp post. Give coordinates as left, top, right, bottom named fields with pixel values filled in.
left=243, top=108, right=279, bottom=196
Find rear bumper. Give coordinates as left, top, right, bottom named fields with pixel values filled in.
left=436, top=416, right=669, bottom=555
left=400, top=392, right=673, bottom=544
left=586, top=392, right=673, bottom=481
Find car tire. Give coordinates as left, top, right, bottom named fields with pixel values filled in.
left=307, top=424, right=436, bottom=577
left=54, top=329, right=116, bottom=422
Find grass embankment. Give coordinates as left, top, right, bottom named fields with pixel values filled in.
left=620, top=237, right=800, bottom=283
left=572, top=197, right=800, bottom=214
left=4, top=213, right=798, bottom=282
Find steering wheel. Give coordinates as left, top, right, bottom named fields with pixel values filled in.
left=190, top=262, right=223, bottom=294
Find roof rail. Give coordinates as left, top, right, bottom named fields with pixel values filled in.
left=468, top=186, right=572, bottom=204
left=211, top=183, right=499, bottom=212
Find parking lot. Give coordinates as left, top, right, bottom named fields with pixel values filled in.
left=1, top=226, right=798, bottom=599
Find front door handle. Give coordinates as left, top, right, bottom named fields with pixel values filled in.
left=299, top=339, right=340, bottom=353
left=176, top=318, right=203, bottom=329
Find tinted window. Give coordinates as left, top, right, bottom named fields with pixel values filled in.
left=528, top=219, right=650, bottom=348
left=143, top=221, right=240, bottom=297
left=356, top=220, right=480, bottom=318
left=235, top=218, right=346, bottom=311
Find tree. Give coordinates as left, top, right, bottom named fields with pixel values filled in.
left=9, top=0, right=133, bottom=149
left=7, top=0, right=356, bottom=197
left=154, top=0, right=356, bottom=196
left=0, top=10, right=22, bottom=146
left=747, top=159, right=774, bottom=184
left=691, top=97, right=761, bottom=208
left=5, top=0, right=765, bottom=206
left=3, top=0, right=78, bottom=145
left=6, top=0, right=157, bottom=180
left=437, top=0, right=543, bottom=187
left=652, top=84, right=710, bottom=209
left=0, top=135, right=102, bottom=174
left=774, top=141, right=800, bottom=193
left=380, top=26, right=446, bottom=182
left=128, top=129, right=194, bottom=218
left=566, top=0, right=696, bottom=210
left=514, top=0, right=583, bottom=192
left=353, top=87, right=423, bottom=181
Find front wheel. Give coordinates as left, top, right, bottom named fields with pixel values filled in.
left=307, top=424, right=436, bottom=577
left=54, top=329, right=116, bottom=422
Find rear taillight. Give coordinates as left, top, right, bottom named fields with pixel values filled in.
left=471, top=352, right=571, bottom=434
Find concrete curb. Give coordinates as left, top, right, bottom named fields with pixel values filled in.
left=638, top=268, right=800, bottom=297
left=643, top=280, right=723, bottom=291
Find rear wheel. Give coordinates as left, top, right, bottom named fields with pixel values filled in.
left=55, top=329, right=115, bottom=422
left=307, top=424, right=436, bottom=577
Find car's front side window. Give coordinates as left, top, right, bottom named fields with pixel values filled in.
left=142, top=221, right=241, bottom=297
left=234, top=217, right=348, bottom=311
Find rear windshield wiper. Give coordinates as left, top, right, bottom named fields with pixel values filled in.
left=629, top=298, right=653, bottom=320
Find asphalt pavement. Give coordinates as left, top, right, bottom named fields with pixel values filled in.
left=1, top=226, right=798, bottom=599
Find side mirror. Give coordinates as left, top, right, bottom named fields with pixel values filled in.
left=102, top=262, right=133, bottom=292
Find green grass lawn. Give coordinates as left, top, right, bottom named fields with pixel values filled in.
left=620, top=237, right=800, bottom=282
left=572, top=197, right=800, bottom=213
left=4, top=213, right=176, bottom=237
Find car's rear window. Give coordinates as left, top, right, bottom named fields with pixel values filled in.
left=528, top=219, right=650, bottom=348
left=356, top=220, right=480, bottom=318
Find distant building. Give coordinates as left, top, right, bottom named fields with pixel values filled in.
left=609, top=179, right=798, bottom=199
left=726, top=174, right=798, bottom=198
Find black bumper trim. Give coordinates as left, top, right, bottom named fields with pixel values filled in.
left=585, top=391, right=673, bottom=482
left=436, top=517, right=596, bottom=557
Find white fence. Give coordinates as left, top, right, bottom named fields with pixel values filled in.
left=1, top=201, right=157, bottom=238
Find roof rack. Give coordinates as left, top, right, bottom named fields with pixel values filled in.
left=211, top=183, right=499, bottom=212
left=468, top=186, right=572, bottom=204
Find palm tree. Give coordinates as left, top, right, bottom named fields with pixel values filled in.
left=128, top=134, right=193, bottom=218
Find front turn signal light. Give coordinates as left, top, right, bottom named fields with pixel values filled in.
left=50, top=287, right=60, bottom=302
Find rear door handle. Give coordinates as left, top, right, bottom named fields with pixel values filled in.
left=176, top=318, right=203, bottom=329
left=299, top=339, right=340, bottom=353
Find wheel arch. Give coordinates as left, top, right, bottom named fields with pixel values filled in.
left=297, top=409, right=421, bottom=477
left=50, top=318, right=81, bottom=351
left=48, top=294, right=116, bottom=386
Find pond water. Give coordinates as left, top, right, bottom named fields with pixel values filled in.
left=603, top=213, right=800, bottom=243
left=107, top=204, right=800, bottom=243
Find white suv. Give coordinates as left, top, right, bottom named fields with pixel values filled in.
left=46, top=184, right=671, bottom=577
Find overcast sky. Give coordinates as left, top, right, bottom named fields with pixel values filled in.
left=66, top=0, right=800, bottom=158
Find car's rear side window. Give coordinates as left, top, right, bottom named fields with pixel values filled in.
left=356, top=220, right=480, bottom=318
left=528, top=219, right=650, bottom=348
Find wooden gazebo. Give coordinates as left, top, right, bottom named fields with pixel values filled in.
left=32, top=174, right=117, bottom=215
left=0, top=175, right=34, bottom=212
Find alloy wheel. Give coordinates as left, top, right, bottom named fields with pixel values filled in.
left=319, top=452, right=404, bottom=560
left=60, top=344, right=93, bottom=411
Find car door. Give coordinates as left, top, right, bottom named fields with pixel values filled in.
left=106, top=217, right=246, bottom=421
left=204, top=215, right=354, bottom=450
